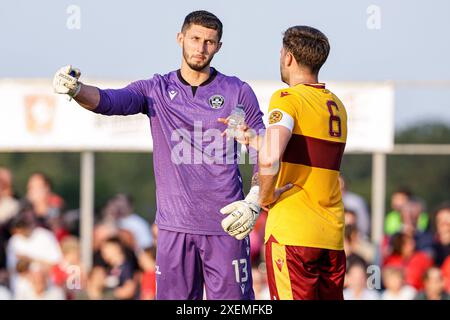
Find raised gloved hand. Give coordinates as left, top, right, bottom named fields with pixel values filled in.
left=52, top=65, right=81, bottom=98
left=221, top=186, right=260, bottom=240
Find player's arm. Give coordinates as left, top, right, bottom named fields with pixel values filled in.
left=220, top=172, right=261, bottom=240
left=259, top=124, right=293, bottom=208
left=217, top=82, right=264, bottom=148
left=258, top=92, right=298, bottom=208
left=52, top=65, right=147, bottom=115
left=220, top=82, right=265, bottom=240
left=73, top=83, right=101, bottom=111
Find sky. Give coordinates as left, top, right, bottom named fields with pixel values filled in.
left=1, top=0, right=449, bottom=129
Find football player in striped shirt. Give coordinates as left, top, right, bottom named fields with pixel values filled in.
left=257, top=26, right=348, bottom=300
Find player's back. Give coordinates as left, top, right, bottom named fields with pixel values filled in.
left=265, top=83, right=347, bottom=250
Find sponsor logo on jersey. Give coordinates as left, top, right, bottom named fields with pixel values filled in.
left=280, top=91, right=290, bottom=97
left=168, top=89, right=178, bottom=100
left=275, top=258, right=284, bottom=272
left=269, top=110, right=283, bottom=124
left=155, top=265, right=162, bottom=275
left=208, top=94, right=225, bottom=109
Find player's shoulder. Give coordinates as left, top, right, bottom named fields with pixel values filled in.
left=327, top=89, right=347, bottom=111
left=214, top=69, right=249, bottom=89
left=268, top=87, right=303, bottom=118
left=328, top=89, right=344, bottom=103
left=128, top=72, right=167, bottom=87
left=134, top=70, right=177, bottom=85
left=270, top=87, right=301, bottom=103
left=153, top=70, right=176, bottom=83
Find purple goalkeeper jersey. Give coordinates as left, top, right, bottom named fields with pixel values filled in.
left=93, top=68, right=265, bottom=235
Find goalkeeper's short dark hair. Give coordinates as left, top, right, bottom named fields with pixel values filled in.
left=182, top=10, right=223, bottom=41
left=283, top=26, right=330, bottom=74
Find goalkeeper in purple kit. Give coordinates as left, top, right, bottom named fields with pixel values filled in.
left=52, top=11, right=264, bottom=299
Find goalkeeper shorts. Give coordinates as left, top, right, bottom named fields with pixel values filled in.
left=155, top=229, right=254, bottom=300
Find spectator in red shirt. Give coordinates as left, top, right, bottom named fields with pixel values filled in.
left=138, top=246, right=157, bottom=300
left=432, top=203, right=450, bottom=267
left=441, top=256, right=450, bottom=294
left=51, top=236, right=85, bottom=299
left=384, top=232, right=434, bottom=290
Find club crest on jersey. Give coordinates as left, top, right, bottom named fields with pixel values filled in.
left=276, top=258, right=284, bottom=272
left=269, top=110, right=283, bottom=124
left=208, top=94, right=225, bottom=109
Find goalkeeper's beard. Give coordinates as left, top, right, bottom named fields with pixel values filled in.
left=183, top=48, right=215, bottom=72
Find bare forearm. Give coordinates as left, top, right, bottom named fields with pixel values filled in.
left=251, top=172, right=260, bottom=187
left=248, top=133, right=264, bottom=151
left=73, top=83, right=101, bottom=111
left=259, top=173, right=278, bottom=207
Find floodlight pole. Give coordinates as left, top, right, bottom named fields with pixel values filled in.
left=80, top=151, right=95, bottom=272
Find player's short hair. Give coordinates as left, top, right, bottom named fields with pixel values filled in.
left=282, top=26, right=330, bottom=74
left=182, top=10, right=223, bottom=41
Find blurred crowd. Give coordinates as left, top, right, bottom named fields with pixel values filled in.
left=0, top=168, right=156, bottom=300
left=0, top=166, right=449, bottom=300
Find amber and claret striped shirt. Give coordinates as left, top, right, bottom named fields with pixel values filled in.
left=264, top=83, right=348, bottom=250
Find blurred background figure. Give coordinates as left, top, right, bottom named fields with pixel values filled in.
left=344, top=209, right=376, bottom=264
left=0, top=285, right=10, bottom=300
left=14, top=257, right=33, bottom=300
left=6, top=209, right=62, bottom=293
left=381, top=266, right=416, bottom=300
left=383, top=233, right=433, bottom=291
left=100, top=237, right=138, bottom=300
left=414, top=267, right=449, bottom=300
left=251, top=263, right=270, bottom=300
left=25, top=172, right=68, bottom=241
left=138, top=246, right=157, bottom=300
left=339, top=176, right=370, bottom=239
left=15, top=262, right=64, bottom=300
left=75, top=266, right=112, bottom=300
left=102, top=194, right=153, bottom=251
left=0, top=167, right=20, bottom=226
left=343, top=258, right=380, bottom=300
left=50, top=236, right=84, bottom=299
left=385, top=188, right=429, bottom=236
left=441, top=257, right=450, bottom=294
left=249, top=211, right=267, bottom=265
left=0, top=266, right=11, bottom=300
left=399, top=198, right=433, bottom=253
left=432, top=203, right=450, bottom=267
